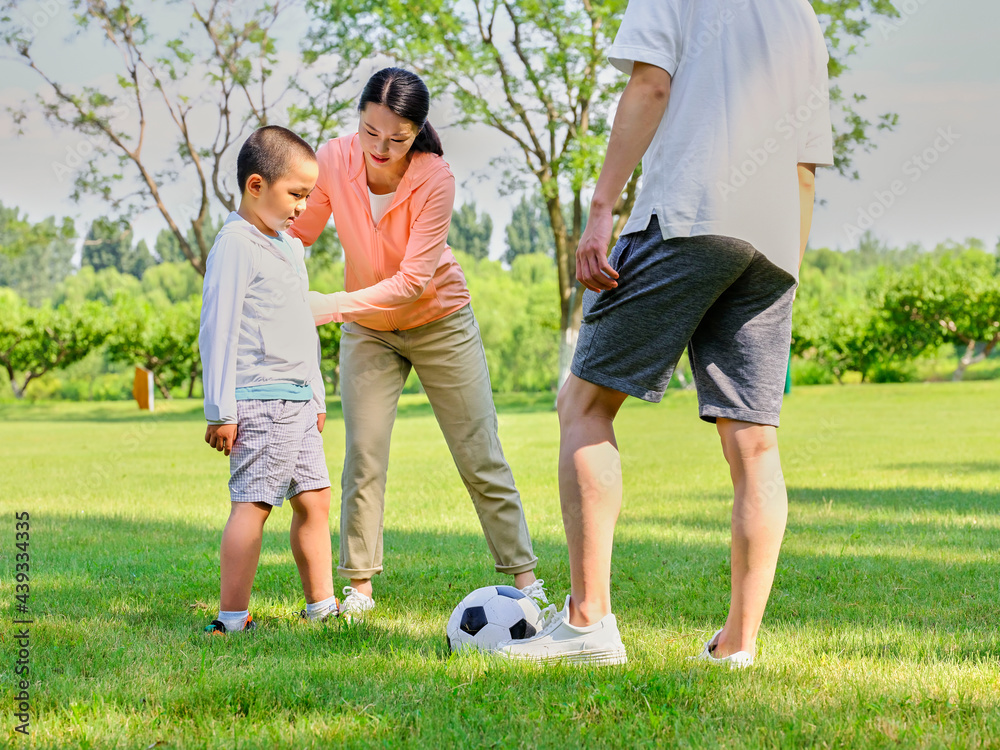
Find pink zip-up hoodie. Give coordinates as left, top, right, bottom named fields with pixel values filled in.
left=288, top=134, right=470, bottom=332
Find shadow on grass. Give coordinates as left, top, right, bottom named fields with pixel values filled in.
left=882, top=460, right=1000, bottom=475
left=29, top=484, right=1000, bottom=655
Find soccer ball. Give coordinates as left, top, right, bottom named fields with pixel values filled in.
left=446, top=585, right=544, bottom=653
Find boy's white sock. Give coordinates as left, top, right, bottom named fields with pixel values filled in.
left=305, top=594, right=338, bottom=620
left=217, top=609, right=250, bottom=631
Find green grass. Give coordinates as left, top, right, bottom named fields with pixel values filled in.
left=2, top=382, right=999, bottom=748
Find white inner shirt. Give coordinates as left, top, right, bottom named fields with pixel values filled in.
left=608, top=0, right=835, bottom=279
left=369, top=188, right=396, bottom=226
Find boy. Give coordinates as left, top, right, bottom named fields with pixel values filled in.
left=199, top=125, right=337, bottom=634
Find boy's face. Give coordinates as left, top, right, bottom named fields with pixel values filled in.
left=244, top=156, right=319, bottom=235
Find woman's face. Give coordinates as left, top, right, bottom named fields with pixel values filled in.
left=358, top=103, right=420, bottom=175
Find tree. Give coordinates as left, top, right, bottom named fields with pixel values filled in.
left=882, top=250, right=1000, bottom=381
left=0, top=289, right=109, bottom=398
left=81, top=217, right=155, bottom=279
left=504, top=192, right=553, bottom=265
left=106, top=293, right=202, bottom=398
left=3, top=1, right=352, bottom=276
left=0, top=203, right=76, bottom=305
left=449, top=201, right=493, bottom=260
left=304, top=0, right=901, bottom=383
left=152, top=215, right=224, bottom=264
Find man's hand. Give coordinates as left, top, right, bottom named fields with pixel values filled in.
left=576, top=209, right=619, bottom=292
left=317, top=413, right=326, bottom=433
left=205, top=423, right=238, bottom=456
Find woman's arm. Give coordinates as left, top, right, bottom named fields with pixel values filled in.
left=309, top=175, right=456, bottom=323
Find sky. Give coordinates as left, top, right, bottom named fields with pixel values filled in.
left=1, top=0, right=998, bottom=258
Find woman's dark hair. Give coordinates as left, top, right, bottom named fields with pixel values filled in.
left=358, top=67, right=443, bottom=156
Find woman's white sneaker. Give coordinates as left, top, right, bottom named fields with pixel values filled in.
left=338, top=586, right=375, bottom=622
left=496, top=596, right=627, bottom=666
left=689, top=628, right=754, bottom=669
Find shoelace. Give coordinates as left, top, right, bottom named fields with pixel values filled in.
left=532, top=603, right=564, bottom=638
left=520, top=579, right=549, bottom=605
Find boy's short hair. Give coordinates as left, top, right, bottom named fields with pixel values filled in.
left=237, top=126, right=316, bottom=194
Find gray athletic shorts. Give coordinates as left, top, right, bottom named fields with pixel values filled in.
left=572, top=216, right=797, bottom=427
left=229, top=399, right=330, bottom=506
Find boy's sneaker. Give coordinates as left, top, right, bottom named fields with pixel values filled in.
left=519, top=578, right=550, bottom=607
left=338, top=586, right=375, bottom=622
left=689, top=628, right=754, bottom=670
left=497, top=596, right=627, bottom=666
left=204, top=615, right=256, bottom=635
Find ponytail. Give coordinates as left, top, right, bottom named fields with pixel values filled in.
left=411, top=120, right=444, bottom=156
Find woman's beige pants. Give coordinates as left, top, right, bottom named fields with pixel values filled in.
left=336, top=304, right=538, bottom=579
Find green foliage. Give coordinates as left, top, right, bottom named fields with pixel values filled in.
left=82, top=217, right=156, bottom=279
left=505, top=192, right=554, bottom=265
left=794, top=240, right=1000, bottom=383
left=140, top=262, right=204, bottom=305
left=460, top=251, right=560, bottom=392
left=0, top=202, right=77, bottom=304
left=448, top=202, right=493, bottom=261
left=106, top=293, right=202, bottom=398
left=0, top=288, right=110, bottom=398
left=881, top=249, right=1000, bottom=380
left=153, top=215, right=224, bottom=266
left=52, top=265, right=143, bottom=307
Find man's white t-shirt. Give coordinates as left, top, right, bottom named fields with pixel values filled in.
left=609, top=0, right=835, bottom=280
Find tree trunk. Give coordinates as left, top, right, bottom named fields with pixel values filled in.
left=153, top=372, right=172, bottom=400
left=187, top=364, right=199, bottom=399
left=952, top=336, right=998, bottom=381
left=557, top=285, right=585, bottom=390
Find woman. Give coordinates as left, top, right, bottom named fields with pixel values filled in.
left=289, top=68, right=545, bottom=618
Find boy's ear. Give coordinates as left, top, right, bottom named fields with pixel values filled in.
left=245, top=173, right=265, bottom=197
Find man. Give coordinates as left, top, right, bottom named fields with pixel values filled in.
left=501, top=0, right=834, bottom=667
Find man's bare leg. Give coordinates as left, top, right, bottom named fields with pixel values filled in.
left=557, top=374, right=629, bottom=627
left=711, top=418, right=788, bottom=657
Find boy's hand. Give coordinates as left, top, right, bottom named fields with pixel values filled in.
left=317, top=413, right=326, bottom=433
left=205, top=423, right=238, bottom=456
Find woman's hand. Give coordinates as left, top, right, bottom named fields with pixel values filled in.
left=308, top=290, right=339, bottom=325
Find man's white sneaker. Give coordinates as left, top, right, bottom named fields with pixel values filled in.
left=338, top=586, right=375, bottom=622
left=496, top=596, right=627, bottom=666
left=519, top=578, right=550, bottom=607
left=689, top=628, right=754, bottom=670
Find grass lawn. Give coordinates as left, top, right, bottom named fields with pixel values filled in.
left=2, top=382, right=998, bottom=748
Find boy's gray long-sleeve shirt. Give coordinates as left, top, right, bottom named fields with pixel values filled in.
left=199, top=212, right=326, bottom=424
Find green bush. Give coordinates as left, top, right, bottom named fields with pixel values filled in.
left=791, top=358, right=836, bottom=386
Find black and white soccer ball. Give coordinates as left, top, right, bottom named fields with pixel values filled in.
left=446, top=585, right=544, bottom=653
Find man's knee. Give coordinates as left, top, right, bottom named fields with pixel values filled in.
left=717, top=419, right=778, bottom=465
left=556, top=374, right=626, bottom=427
